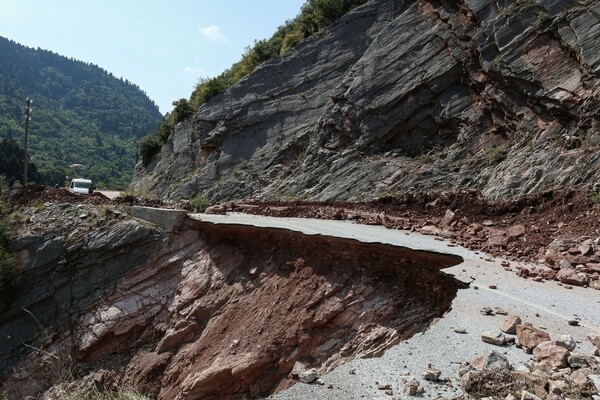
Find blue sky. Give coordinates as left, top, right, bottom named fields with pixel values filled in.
left=0, top=0, right=306, bottom=114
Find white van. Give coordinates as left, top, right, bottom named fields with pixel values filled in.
left=69, top=178, right=94, bottom=195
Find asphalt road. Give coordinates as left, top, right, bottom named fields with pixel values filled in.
left=97, top=190, right=121, bottom=199
left=191, top=212, right=600, bottom=399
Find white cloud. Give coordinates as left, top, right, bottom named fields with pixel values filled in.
left=183, top=66, right=204, bottom=75
left=198, top=25, right=229, bottom=43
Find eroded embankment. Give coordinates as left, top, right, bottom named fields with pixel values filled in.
left=1, top=216, right=464, bottom=399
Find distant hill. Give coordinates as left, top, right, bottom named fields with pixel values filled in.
left=0, top=37, right=162, bottom=188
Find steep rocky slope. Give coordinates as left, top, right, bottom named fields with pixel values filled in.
left=132, top=0, right=600, bottom=202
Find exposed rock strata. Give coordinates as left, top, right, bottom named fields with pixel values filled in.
left=133, top=0, right=600, bottom=202
left=0, top=210, right=464, bottom=399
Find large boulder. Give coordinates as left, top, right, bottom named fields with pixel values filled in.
left=516, top=323, right=550, bottom=351
left=532, top=341, right=570, bottom=369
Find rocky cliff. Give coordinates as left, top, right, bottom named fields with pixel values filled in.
left=132, top=0, right=600, bottom=202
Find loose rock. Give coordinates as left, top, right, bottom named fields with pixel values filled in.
left=516, top=323, right=550, bottom=351
left=501, top=315, right=522, bottom=334
left=481, top=331, right=506, bottom=346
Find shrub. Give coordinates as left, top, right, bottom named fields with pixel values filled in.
left=138, top=135, right=162, bottom=167
left=485, top=145, right=507, bottom=165
left=192, top=196, right=211, bottom=213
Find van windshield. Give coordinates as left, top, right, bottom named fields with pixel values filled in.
left=74, top=181, right=91, bottom=189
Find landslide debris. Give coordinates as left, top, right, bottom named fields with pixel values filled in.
left=230, top=188, right=600, bottom=290
left=0, top=188, right=464, bottom=399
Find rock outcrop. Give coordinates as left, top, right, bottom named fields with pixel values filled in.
left=132, top=0, right=600, bottom=202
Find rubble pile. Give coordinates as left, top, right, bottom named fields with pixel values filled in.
left=457, top=317, right=600, bottom=400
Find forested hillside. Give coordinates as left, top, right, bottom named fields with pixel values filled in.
left=0, top=37, right=162, bottom=188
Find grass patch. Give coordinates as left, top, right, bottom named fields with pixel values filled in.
left=61, top=386, right=150, bottom=400
left=485, top=145, right=507, bottom=165
left=589, top=189, right=600, bottom=203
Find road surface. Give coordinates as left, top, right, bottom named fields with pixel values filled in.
left=98, top=190, right=121, bottom=199
left=189, top=212, right=600, bottom=399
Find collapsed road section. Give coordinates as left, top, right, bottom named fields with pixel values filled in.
left=1, top=207, right=465, bottom=399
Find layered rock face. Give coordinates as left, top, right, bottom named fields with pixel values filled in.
left=0, top=209, right=463, bottom=399
left=132, top=0, right=600, bottom=202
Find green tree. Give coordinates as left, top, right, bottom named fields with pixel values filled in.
left=172, top=98, right=194, bottom=124
left=139, top=134, right=161, bottom=167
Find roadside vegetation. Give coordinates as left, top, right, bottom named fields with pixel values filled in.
left=191, top=195, right=211, bottom=212
left=139, top=0, right=368, bottom=166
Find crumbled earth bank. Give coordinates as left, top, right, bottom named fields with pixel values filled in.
left=0, top=186, right=462, bottom=399
left=1, top=185, right=599, bottom=399
left=226, top=189, right=600, bottom=291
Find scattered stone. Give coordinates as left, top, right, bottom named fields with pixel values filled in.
left=204, top=204, right=227, bottom=215
left=501, top=315, right=522, bottom=334
left=300, top=368, right=319, bottom=384
left=568, top=352, right=597, bottom=369
left=515, top=364, right=532, bottom=373
left=483, top=350, right=511, bottom=370
left=495, top=307, right=508, bottom=315
left=521, top=390, right=543, bottom=400
left=453, top=327, right=467, bottom=334
left=533, top=341, right=569, bottom=369
left=588, top=335, right=600, bottom=349
left=557, top=268, right=589, bottom=286
left=554, top=335, right=576, bottom=351
left=403, top=379, right=419, bottom=396
left=377, top=383, right=392, bottom=390
left=568, top=319, right=579, bottom=326
left=558, top=260, right=573, bottom=270
left=420, top=225, right=441, bottom=236
left=516, top=323, right=550, bottom=351
left=507, top=224, right=526, bottom=239
left=481, top=331, right=506, bottom=346
left=442, top=209, right=456, bottom=227
left=489, top=285, right=498, bottom=289
left=480, top=307, right=494, bottom=316
left=547, top=379, right=566, bottom=395
left=422, top=366, right=441, bottom=381
left=579, top=244, right=593, bottom=256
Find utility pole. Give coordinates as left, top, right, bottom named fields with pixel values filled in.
left=23, top=97, right=32, bottom=185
